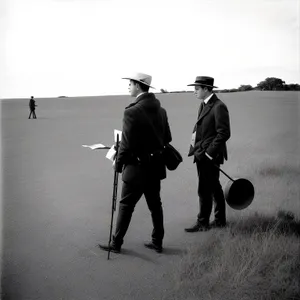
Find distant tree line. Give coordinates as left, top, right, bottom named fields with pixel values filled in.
left=257, top=77, right=300, bottom=91
left=216, top=77, right=300, bottom=93
left=159, top=77, right=300, bottom=94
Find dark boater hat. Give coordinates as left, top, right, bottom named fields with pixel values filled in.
left=187, top=76, right=218, bottom=88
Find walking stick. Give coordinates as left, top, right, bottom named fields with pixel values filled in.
left=107, top=134, right=120, bottom=260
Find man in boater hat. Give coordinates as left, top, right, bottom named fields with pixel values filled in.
left=185, top=76, right=231, bottom=232
left=99, top=72, right=172, bottom=253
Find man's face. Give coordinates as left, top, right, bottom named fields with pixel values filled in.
left=194, top=85, right=207, bottom=100
left=128, top=80, right=139, bottom=97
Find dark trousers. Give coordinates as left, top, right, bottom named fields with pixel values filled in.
left=196, top=158, right=226, bottom=226
left=113, top=178, right=164, bottom=247
left=28, top=110, right=36, bottom=119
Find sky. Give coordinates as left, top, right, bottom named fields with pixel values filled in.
left=1, top=0, right=299, bottom=98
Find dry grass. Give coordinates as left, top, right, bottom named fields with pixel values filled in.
left=161, top=92, right=300, bottom=300
left=164, top=213, right=300, bottom=300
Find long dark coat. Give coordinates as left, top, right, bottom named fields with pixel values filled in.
left=29, top=99, right=36, bottom=110
left=116, top=93, right=172, bottom=183
left=188, top=94, right=230, bottom=164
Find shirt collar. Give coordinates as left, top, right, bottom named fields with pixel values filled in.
left=136, top=92, right=147, bottom=100
left=204, top=93, right=214, bottom=104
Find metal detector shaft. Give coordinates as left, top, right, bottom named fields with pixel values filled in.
left=213, top=163, right=235, bottom=182
left=107, top=134, right=120, bottom=260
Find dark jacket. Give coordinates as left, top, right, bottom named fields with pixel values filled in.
left=29, top=99, right=36, bottom=110
left=188, top=94, right=230, bottom=165
left=116, top=93, right=172, bottom=183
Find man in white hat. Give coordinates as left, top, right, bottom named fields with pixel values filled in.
left=99, top=72, right=172, bottom=253
left=185, top=76, right=231, bottom=232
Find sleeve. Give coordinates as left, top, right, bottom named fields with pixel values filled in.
left=116, top=108, right=137, bottom=172
left=164, top=111, right=172, bottom=145
left=206, top=103, right=231, bottom=158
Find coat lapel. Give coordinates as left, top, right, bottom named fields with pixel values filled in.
left=196, top=94, right=217, bottom=124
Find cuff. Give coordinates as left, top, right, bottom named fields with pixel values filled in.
left=205, top=152, right=213, bottom=160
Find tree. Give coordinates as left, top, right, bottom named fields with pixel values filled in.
left=283, top=84, right=300, bottom=91
left=238, top=85, right=253, bottom=91
left=256, top=77, right=285, bottom=91
left=160, top=88, right=168, bottom=93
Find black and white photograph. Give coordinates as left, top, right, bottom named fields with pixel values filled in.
left=1, top=0, right=299, bottom=299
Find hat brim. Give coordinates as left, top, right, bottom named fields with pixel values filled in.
left=187, top=83, right=218, bottom=88
left=122, top=77, right=154, bottom=89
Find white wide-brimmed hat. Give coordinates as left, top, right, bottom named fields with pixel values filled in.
left=122, top=72, right=154, bottom=89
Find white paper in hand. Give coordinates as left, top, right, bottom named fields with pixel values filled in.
left=106, top=145, right=116, bottom=161
left=106, top=129, right=122, bottom=163
left=190, top=132, right=196, bottom=148
left=82, top=143, right=109, bottom=150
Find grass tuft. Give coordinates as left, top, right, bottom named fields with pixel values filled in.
left=228, top=211, right=300, bottom=237
left=164, top=212, right=300, bottom=300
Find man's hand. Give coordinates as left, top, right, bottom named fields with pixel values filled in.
left=113, top=160, right=123, bottom=173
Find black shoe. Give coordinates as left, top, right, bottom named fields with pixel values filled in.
left=184, top=223, right=210, bottom=232
left=98, top=243, right=121, bottom=253
left=144, top=242, right=163, bottom=253
left=210, top=220, right=227, bottom=228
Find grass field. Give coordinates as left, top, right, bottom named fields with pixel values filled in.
left=1, top=91, right=299, bottom=299
left=164, top=212, right=300, bottom=300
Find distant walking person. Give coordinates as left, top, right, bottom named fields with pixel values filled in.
left=28, top=96, right=37, bottom=119
left=185, top=76, right=231, bottom=232
left=99, top=72, right=172, bottom=254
